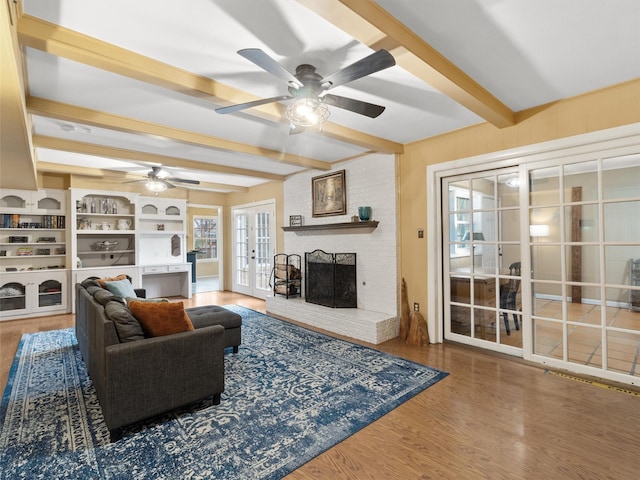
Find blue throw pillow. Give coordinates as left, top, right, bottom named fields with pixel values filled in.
left=103, top=279, right=137, bottom=299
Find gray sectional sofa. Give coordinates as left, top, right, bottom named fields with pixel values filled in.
left=75, top=279, right=241, bottom=440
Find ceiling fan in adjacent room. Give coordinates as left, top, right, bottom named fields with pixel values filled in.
left=126, top=166, right=200, bottom=192
left=215, top=48, right=396, bottom=131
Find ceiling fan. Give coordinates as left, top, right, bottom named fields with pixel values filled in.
left=126, top=166, right=200, bottom=192
left=215, top=48, right=396, bottom=129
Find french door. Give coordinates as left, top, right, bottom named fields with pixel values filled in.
left=443, top=168, right=524, bottom=354
left=232, top=202, right=276, bottom=299
left=439, top=146, right=640, bottom=384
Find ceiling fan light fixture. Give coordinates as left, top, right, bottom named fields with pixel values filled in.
left=285, top=97, right=330, bottom=127
left=145, top=179, right=167, bottom=192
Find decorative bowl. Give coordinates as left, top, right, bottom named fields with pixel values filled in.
left=92, top=241, right=119, bottom=251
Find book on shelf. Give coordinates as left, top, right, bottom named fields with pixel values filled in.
left=2, top=214, right=21, bottom=228
left=1, top=214, right=65, bottom=229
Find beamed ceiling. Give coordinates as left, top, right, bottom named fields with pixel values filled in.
left=1, top=0, right=639, bottom=191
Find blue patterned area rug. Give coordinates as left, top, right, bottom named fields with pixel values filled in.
left=0, top=305, right=447, bottom=479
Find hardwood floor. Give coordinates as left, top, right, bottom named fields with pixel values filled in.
left=2, top=292, right=639, bottom=479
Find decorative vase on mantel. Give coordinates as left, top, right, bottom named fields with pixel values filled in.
left=358, top=206, right=372, bottom=221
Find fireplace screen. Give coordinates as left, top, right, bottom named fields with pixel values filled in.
left=305, top=249, right=357, bottom=308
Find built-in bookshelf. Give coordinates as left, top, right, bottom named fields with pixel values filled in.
left=1, top=188, right=192, bottom=320
left=70, top=189, right=138, bottom=269
left=0, top=189, right=69, bottom=319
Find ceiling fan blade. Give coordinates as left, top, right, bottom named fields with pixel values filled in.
left=215, top=95, right=293, bottom=114
left=238, top=48, right=303, bottom=88
left=320, top=49, right=395, bottom=90
left=163, top=179, right=177, bottom=189
left=322, top=94, right=386, bottom=118
left=167, top=177, right=200, bottom=185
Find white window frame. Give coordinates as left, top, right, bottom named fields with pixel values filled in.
left=193, top=215, right=218, bottom=262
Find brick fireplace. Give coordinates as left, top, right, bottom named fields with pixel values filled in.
left=267, top=153, right=399, bottom=344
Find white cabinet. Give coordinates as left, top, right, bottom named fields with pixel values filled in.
left=0, top=189, right=66, bottom=215
left=141, top=263, right=192, bottom=298
left=71, top=189, right=138, bottom=270
left=137, top=197, right=186, bottom=233
left=0, top=270, right=69, bottom=319
left=136, top=197, right=190, bottom=298
left=138, top=198, right=185, bottom=218
left=137, top=197, right=186, bottom=265
left=1, top=189, right=194, bottom=318
left=0, top=189, right=69, bottom=272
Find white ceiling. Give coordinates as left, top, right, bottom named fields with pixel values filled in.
left=19, top=0, right=640, bottom=192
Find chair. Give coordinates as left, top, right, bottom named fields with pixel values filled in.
left=500, top=262, right=521, bottom=335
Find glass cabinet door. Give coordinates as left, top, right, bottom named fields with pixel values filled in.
left=38, top=279, right=63, bottom=308
left=0, top=281, right=27, bottom=313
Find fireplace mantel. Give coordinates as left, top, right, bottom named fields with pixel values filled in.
left=282, top=221, right=378, bottom=233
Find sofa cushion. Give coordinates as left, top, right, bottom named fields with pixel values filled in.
left=93, top=289, right=115, bottom=305
left=84, top=285, right=103, bottom=297
left=186, top=305, right=242, bottom=329
left=96, top=273, right=128, bottom=287
left=103, top=279, right=138, bottom=299
left=105, top=300, right=145, bottom=342
left=129, top=300, right=194, bottom=337
left=81, top=278, right=101, bottom=289
left=124, top=296, right=169, bottom=307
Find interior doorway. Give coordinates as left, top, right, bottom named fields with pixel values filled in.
left=189, top=206, right=223, bottom=293
left=232, top=201, right=276, bottom=299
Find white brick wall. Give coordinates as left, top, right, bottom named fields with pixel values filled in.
left=266, top=296, right=398, bottom=344
left=282, top=153, right=397, bottom=316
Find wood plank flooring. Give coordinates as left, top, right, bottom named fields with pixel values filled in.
left=1, top=291, right=639, bottom=479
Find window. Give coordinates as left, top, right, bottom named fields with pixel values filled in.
left=193, top=216, right=217, bottom=260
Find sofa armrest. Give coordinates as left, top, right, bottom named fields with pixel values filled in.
left=101, top=325, right=225, bottom=430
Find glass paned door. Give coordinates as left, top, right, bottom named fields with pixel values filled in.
left=234, top=213, right=250, bottom=294
left=529, top=155, right=640, bottom=380
left=254, top=211, right=271, bottom=292
left=232, top=202, right=276, bottom=299
left=436, top=134, right=640, bottom=384
left=444, top=168, right=523, bottom=354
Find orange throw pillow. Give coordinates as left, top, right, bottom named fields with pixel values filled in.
left=97, top=274, right=128, bottom=288
left=129, top=300, right=194, bottom=337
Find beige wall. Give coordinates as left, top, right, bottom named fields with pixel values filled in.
left=399, top=79, right=640, bottom=314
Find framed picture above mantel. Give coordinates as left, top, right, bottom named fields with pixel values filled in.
left=312, top=170, right=346, bottom=217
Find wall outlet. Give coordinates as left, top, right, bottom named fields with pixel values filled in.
left=413, top=302, right=419, bottom=311
left=418, top=229, right=424, bottom=238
